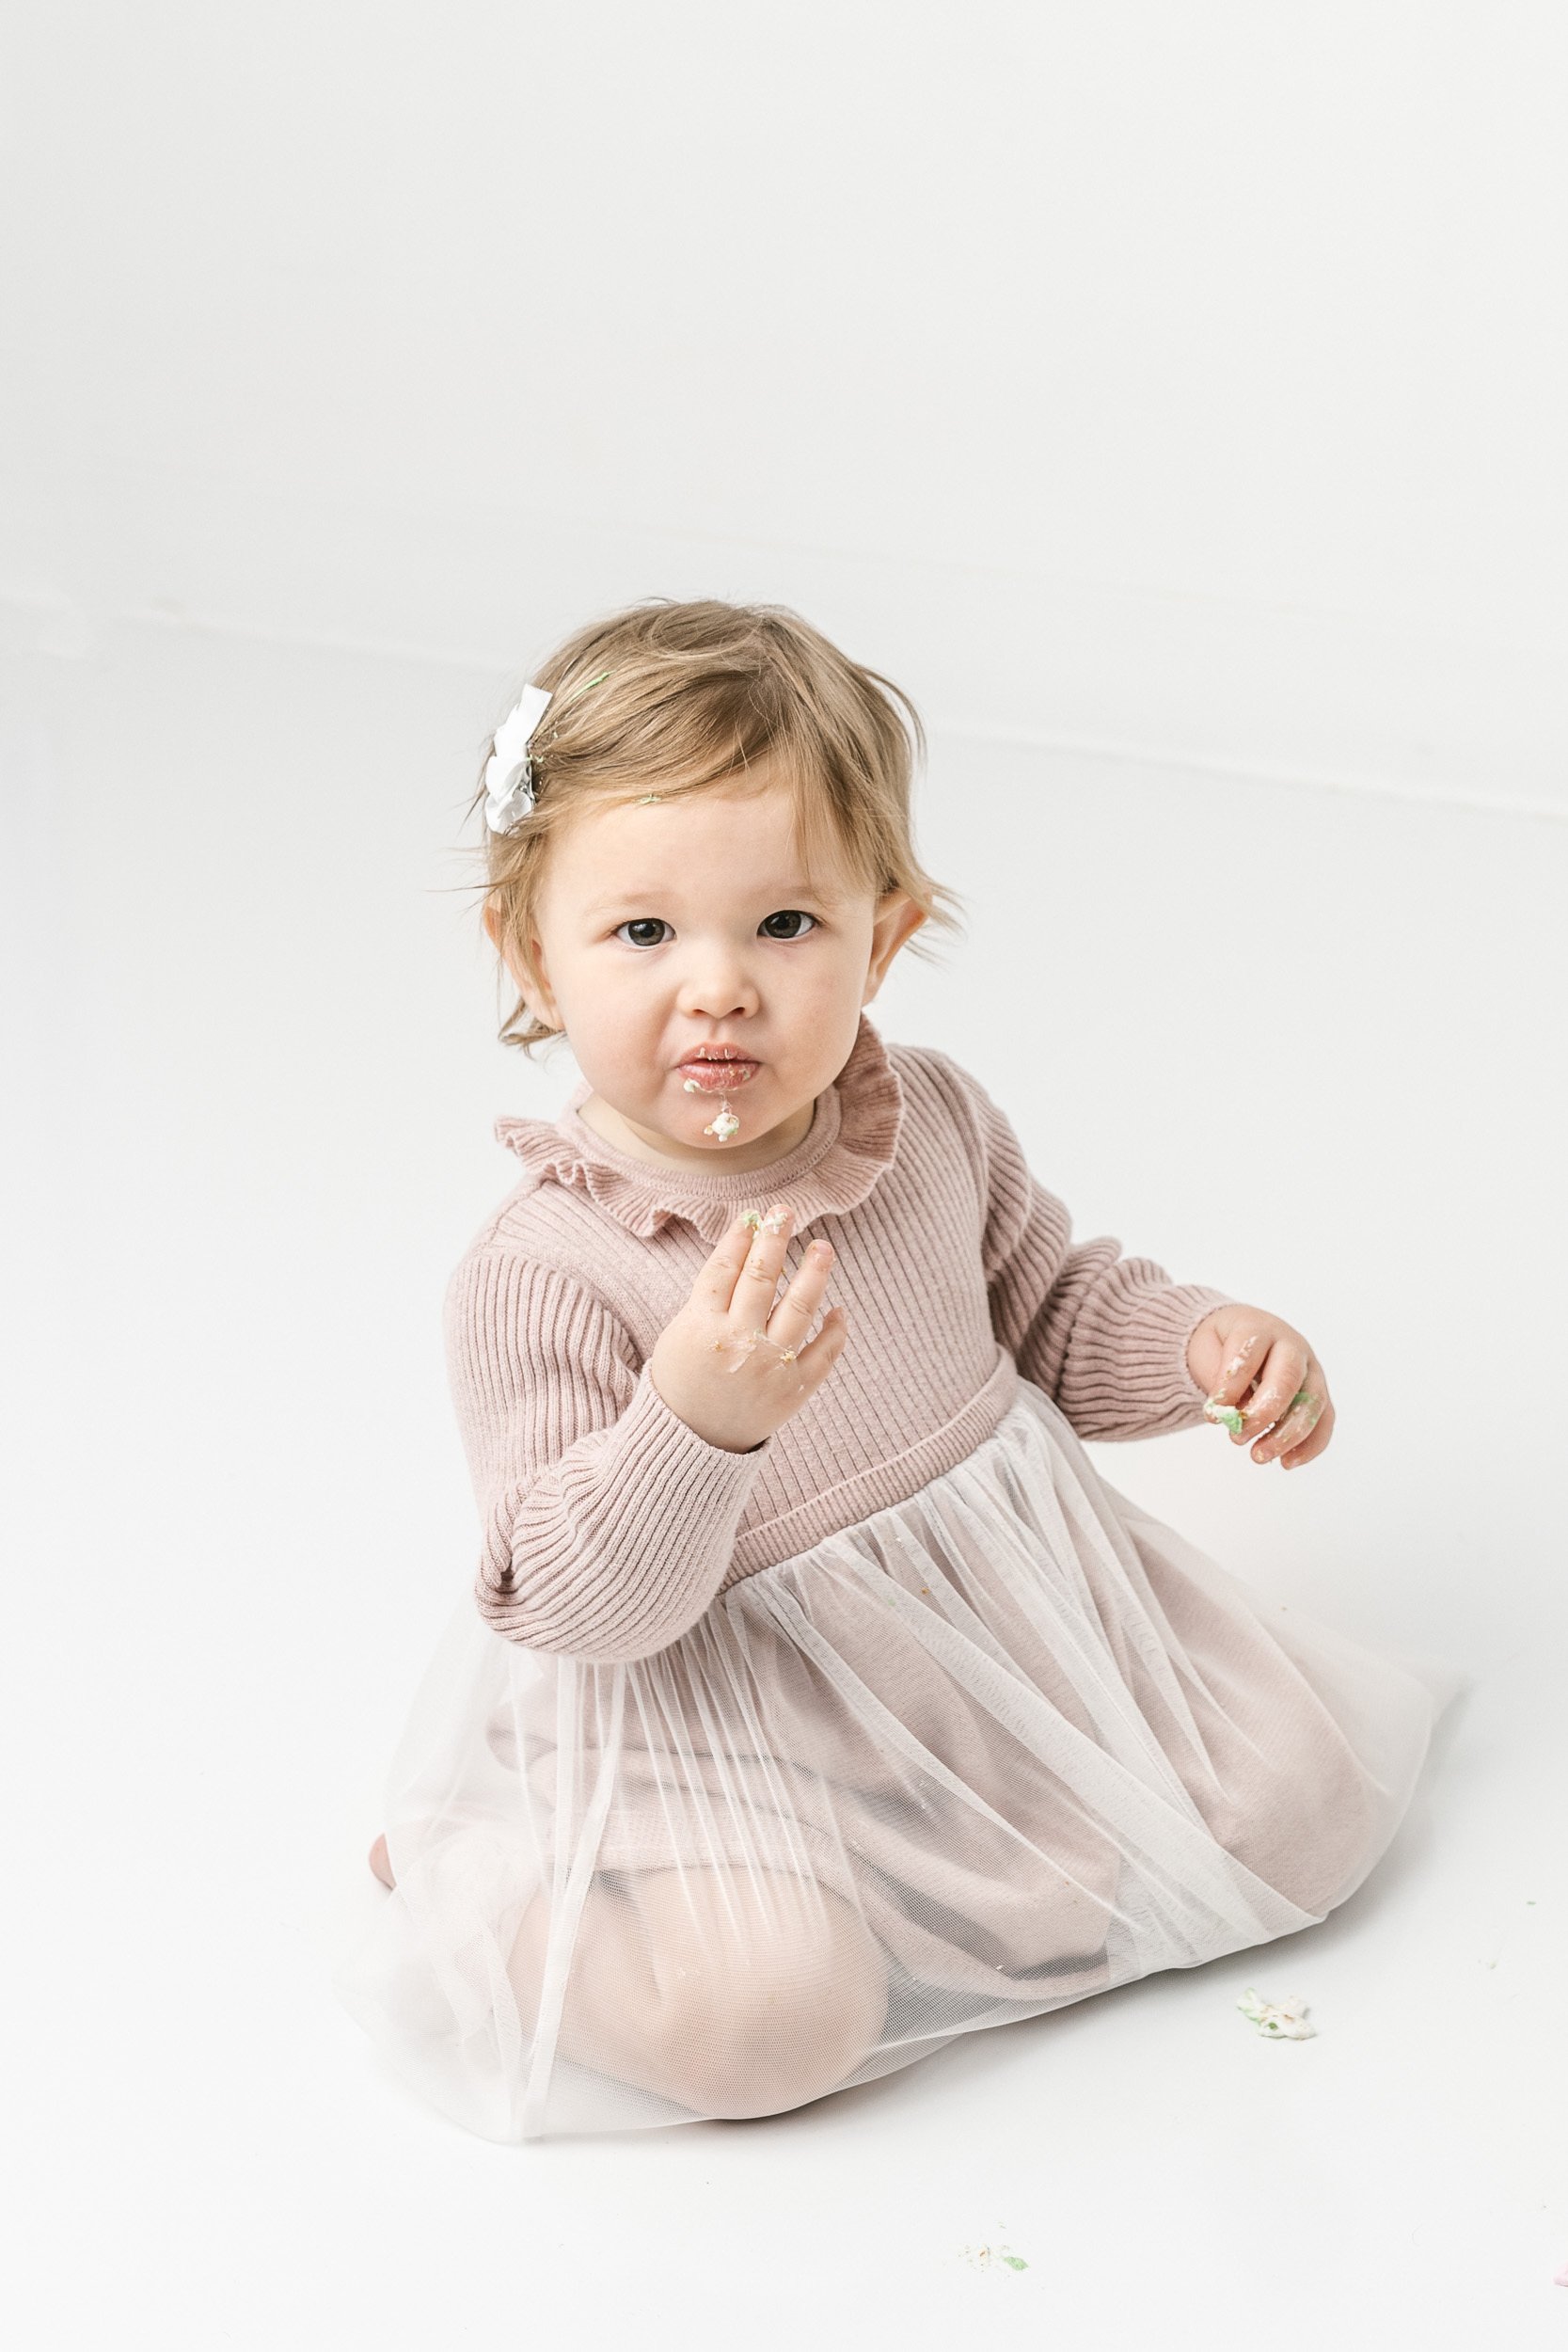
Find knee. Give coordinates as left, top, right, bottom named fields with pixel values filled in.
left=505, top=1874, right=891, bottom=2121
left=1212, top=1732, right=1379, bottom=1918
left=655, top=1899, right=891, bottom=2120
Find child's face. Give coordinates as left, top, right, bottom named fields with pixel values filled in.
left=496, top=765, right=926, bottom=1172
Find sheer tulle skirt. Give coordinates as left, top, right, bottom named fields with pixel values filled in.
left=333, top=1378, right=1461, bottom=2141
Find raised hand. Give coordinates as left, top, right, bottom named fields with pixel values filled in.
left=647, top=1201, right=849, bottom=1454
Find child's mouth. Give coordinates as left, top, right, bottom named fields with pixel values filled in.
left=676, top=1057, right=759, bottom=1091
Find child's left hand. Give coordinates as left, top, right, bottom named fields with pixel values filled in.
left=1185, top=1305, right=1336, bottom=1470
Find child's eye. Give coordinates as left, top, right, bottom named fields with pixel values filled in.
left=611, top=911, right=818, bottom=948
left=613, top=918, right=673, bottom=948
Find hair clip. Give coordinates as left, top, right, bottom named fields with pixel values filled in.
left=483, top=683, right=554, bottom=834
left=483, top=668, right=614, bottom=833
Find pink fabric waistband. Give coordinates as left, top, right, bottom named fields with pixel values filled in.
left=721, top=1346, right=1022, bottom=1585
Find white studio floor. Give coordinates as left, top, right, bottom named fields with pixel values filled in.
left=6, top=603, right=1564, bottom=2351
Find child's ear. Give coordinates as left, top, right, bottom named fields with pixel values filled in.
left=482, top=898, right=535, bottom=1002
left=524, top=931, right=564, bottom=1028
left=519, top=950, right=562, bottom=1029
left=866, top=892, right=927, bottom=989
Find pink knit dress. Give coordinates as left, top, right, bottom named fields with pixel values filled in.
left=334, top=1013, right=1458, bottom=2141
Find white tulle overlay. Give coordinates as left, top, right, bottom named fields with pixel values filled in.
left=334, top=1378, right=1460, bottom=2142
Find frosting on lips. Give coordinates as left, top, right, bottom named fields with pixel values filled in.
left=677, top=1059, right=758, bottom=1091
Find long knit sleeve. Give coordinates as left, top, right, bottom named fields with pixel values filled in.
left=444, top=1249, right=773, bottom=1663
left=929, top=1054, right=1238, bottom=1441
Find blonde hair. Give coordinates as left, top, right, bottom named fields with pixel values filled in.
left=461, top=596, right=965, bottom=1057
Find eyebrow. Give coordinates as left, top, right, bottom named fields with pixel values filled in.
left=581, top=881, right=845, bottom=915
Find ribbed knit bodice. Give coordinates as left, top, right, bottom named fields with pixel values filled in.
left=444, top=1013, right=1239, bottom=1663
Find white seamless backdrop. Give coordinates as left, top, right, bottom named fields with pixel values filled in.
left=3, top=7, right=1565, bottom=2350
left=2, top=1, right=1565, bottom=812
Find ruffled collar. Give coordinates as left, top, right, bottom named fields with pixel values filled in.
left=492, top=1009, right=905, bottom=1244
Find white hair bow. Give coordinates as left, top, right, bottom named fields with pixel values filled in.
left=483, top=682, right=554, bottom=834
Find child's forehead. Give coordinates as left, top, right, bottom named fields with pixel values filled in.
left=549, top=780, right=863, bottom=908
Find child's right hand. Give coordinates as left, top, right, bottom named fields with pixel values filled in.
left=647, top=1202, right=849, bottom=1453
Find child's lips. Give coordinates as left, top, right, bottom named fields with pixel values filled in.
left=676, top=1057, right=759, bottom=1091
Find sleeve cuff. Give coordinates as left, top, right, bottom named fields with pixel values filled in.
left=1135, top=1283, right=1239, bottom=1413
left=635, top=1358, right=776, bottom=1470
